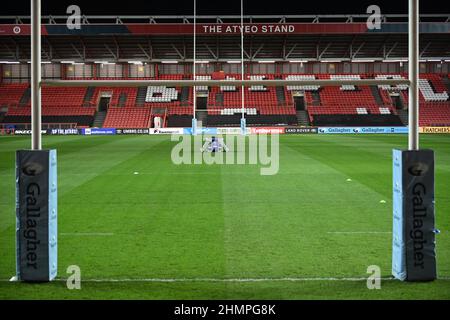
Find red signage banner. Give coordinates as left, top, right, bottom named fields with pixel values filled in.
left=250, top=127, right=285, bottom=134
left=0, top=22, right=447, bottom=36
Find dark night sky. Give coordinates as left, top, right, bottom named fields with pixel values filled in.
left=0, top=0, right=444, bottom=16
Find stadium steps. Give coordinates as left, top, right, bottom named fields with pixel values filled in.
left=118, top=93, right=127, bottom=107
left=92, top=110, right=107, bottom=128
left=180, top=87, right=190, bottom=106
left=442, top=75, right=450, bottom=93
left=391, top=94, right=405, bottom=110
left=294, top=96, right=306, bottom=111
left=370, top=86, right=384, bottom=106
left=18, top=86, right=31, bottom=106
left=196, top=111, right=207, bottom=127
left=311, top=91, right=321, bottom=106
left=152, top=107, right=167, bottom=114
left=83, top=87, right=96, bottom=107
left=215, top=92, right=224, bottom=106
left=275, top=86, right=286, bottom=105
left=399, top=93, right=408, bottom=109
left=397, top=109, right=409, bottom=126
left=296, top=110, right=310, bottom=126
left=135, top=87, right=148, bottom=107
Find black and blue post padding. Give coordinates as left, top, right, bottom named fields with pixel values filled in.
left=392, top=149, right=436, bottom=281
left=15, top=150, right=57, bottom=282
left=240, top=118, right=246, bottom=135
left=192, top=118, right=198, bottom=135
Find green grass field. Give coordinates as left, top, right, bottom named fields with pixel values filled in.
left=0, top=134, right=449, bottom=299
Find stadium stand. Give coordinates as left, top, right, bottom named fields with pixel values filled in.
left=0, top=84, right=29, bottom=108
left=1, top=73, right=449, bottom=128
left=42, top=87, right=87, bottom=107
left=102, top=108, right=151, bottom=128
left=380, top=74, right=450, bottom=126
left=285, top=74, right=402, bottom=126
left=88, top=87, right=138, bottom=108
left=3, top=106, right=96, bottom=127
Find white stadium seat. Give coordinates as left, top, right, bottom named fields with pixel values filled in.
left=249, top=75, right=267, bottom=91
left=145, top=86, right=178, bottom=102
left=220, top=108, right=257, bottom=115
left=376, top=75, right=409, bottom=91
left=356, top=107, right=368, bottom=114
left=418, top=79, right=449, bottom=102
left=221, top=76, right=237, bottom=91
left=376, top=75, right=448, bottom=101
left=330, top=75, right=360, bottom=91
left=286, top=75, right=320, bottom=91
left=379, top=107, right=391, bottom=114
left=195, top=75, right=210, bottom=92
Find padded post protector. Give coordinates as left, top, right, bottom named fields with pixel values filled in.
left=392, top=149, right=436, bottom=281
left=16, top=150, right=57, bottom=282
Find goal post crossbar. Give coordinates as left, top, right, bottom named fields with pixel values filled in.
left=40, top=79, right=411, bottom=88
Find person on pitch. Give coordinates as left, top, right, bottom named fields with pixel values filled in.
left=200, top=136, right=229, bottom=153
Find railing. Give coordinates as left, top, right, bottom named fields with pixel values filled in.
left=0, top=14, right=448, bottom=24
left=41, top=79, right=412, bottom=88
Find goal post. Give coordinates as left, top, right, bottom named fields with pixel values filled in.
left=391, top=0, right=436, bottom=282
left=17, top=0, right=435, bottom=283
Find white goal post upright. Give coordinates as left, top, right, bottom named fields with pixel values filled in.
left=14, top=0, right=58, bottom=283
left=31, top=0, right=41, bottom=150
left=392, top=0, right=436, bottom=282
left=192, top=0, right=197, bottom=135
left=240, top=0, right=246, bottom=134
left=408, top=0, right=419, bottom=150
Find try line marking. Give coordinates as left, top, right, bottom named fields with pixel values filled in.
left=60, top=232, right=392, bottom=236
left=60, top=277, right=397, bottom=282
left=327, top=231, right=391, bottom=234
left=2, top=277, right=394, bottom=283
left=60, top=233, right=114, bottom=236
left=4, top=277, right=450, bottom=283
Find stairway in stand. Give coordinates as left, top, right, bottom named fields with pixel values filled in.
left=196, top=111, right=207, bottom=127
left=370, top=86, right=384, bottom=106
left=135, top=87, right=148, bottom=107
left=442, top=75, right=450, bottom=93
left=19, top=86, right=31, bottom=106
left=180, top=87, right=190, bottom=106
left=92, top=111, right=107, bottom=128
left=275, top=86, right=286, bottom=105
left=215, top=92, right=224, bottom=106
left=397, top=109, right=409, bottom=126
left=82, top=87, right=96, bottom=107
left=296, top=110, right=310, bottom=126
left=311, top=91, right=321, bottom=106
left=118, top=93, right=128, bottom=107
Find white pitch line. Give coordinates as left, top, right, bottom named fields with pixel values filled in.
left=327, top=231, right=391, bottom=234
left=72, top=277, right=396, bottom=283
left=60, top=233, right=114, bottom=236
left=0, top=277, right=394, bottom=283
